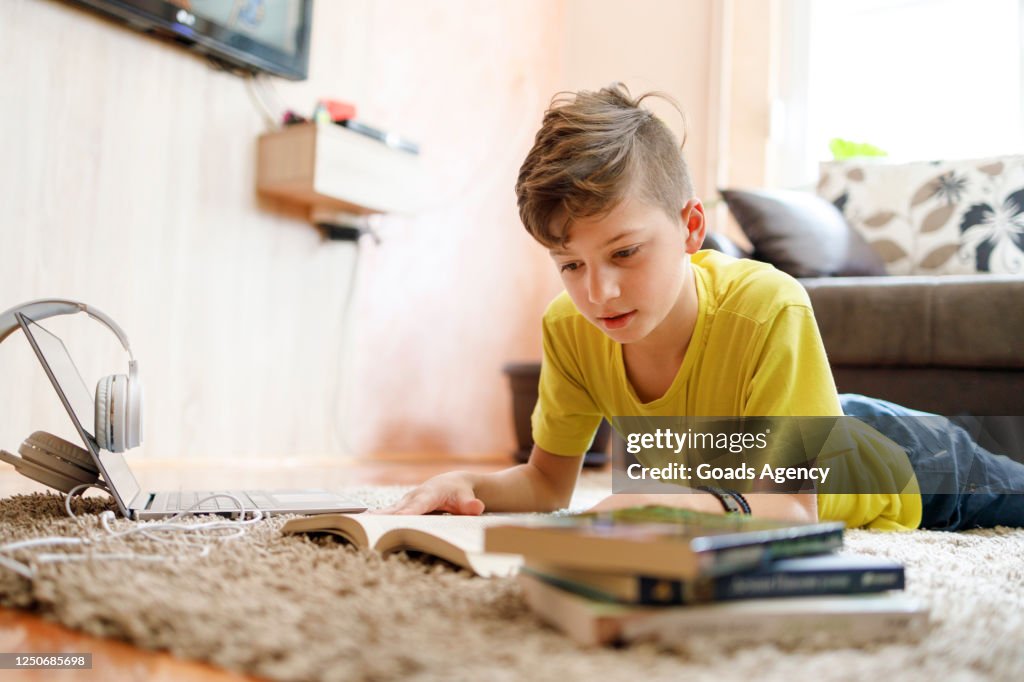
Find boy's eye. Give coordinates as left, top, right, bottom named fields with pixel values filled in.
left=559, top=262, right=581, bottom=273
left=614, top=246, right=640, bottom=259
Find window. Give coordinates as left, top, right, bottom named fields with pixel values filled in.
left=772, top=0, right=1024, bottom=187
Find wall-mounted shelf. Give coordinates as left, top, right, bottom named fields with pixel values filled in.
left=257, top=122, right=422, bottom=215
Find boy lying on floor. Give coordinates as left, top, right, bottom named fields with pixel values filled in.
left=381, top=84, right=1024, bottom=531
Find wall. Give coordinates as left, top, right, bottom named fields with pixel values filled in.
left=0, top=0, right=771, bottom=462
left=559, top=0, right=765, bottom=251
left=560, top=0, right=713, bottom=198
left=0, top=0, right=565, bottom=459
left=724, top=0, right=776, bottom=191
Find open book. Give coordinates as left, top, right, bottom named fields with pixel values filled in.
left=281, top=513, right=529, bottom=577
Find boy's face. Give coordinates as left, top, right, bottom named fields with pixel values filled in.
left=548, top=194, right=705, bottom=346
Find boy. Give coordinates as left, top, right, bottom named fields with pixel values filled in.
left=381, top=84, right=1024, bottom=531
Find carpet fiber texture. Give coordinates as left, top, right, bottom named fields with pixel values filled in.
left=0, top=486, right=1022, bottom=682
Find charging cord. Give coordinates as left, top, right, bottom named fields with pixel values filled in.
left=62, top=480, right=111, bottom=518
left=0, top=487, right=264, bottom=580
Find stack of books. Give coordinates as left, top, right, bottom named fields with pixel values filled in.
left=483, top=506, right=927, bottom=648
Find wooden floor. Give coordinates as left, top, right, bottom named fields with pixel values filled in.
left=0, top=454, right=510, bottom=682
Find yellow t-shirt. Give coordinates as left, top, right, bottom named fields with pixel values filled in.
left=531, top=250, right=922, bottom=531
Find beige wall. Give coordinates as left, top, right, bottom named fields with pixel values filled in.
left=0, top=0, right=774, bottom=462
left=0, top=0, right=565, bottom=459
left=561, top=0, right=713, bottom=198
left=723, top=0, right=776, bottom=190
left=713, top=0, right=777, bottom=250
left=560, top=0, right=772, bottom=251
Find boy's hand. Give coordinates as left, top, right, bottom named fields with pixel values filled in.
left=375, top=471, right=486, bottom=515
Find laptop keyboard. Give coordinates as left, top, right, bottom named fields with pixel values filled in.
left=170, top=491, right=259, bottom=512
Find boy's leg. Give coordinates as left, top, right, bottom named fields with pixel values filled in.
left=839, top=394, right=1024, bottom=530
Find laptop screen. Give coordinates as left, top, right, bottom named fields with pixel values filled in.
left=18, top=313, right=141, bottom=512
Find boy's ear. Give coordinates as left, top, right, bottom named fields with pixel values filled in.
left=681, top=199, right=706, bottom=255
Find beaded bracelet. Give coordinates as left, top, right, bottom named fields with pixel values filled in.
left=697, top=485, right=752, bottom=515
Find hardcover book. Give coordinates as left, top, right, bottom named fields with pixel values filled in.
left=518, top=573, right=927, bottom=648
left=485, top=506, right=845, bottom=579
left=522, top=553, right=904, bottom=606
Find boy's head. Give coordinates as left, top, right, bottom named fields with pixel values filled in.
left=515, top=82, right=696, bottom=248
left=515, top=83, right=706, bottom=346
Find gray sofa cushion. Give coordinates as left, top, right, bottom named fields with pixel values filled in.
left=830, top=367, right=1024, bottom=417
left=801, top=274, right=1024, bottom=368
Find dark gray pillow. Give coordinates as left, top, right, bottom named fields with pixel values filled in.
left=701, top=230, right=751, bottom=260
left=720, top=188, right=887, bottom=278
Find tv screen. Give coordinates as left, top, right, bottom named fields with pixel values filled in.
left=65, top=0, right=313, bottom=80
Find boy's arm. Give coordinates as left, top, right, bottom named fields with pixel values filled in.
left=377, top=444, right=585, bottom=514
left=587, top=490, right=818, bottom=523
left=378, top=444, right=817, bottom=521
left=473, top=445, right=585, bottom=511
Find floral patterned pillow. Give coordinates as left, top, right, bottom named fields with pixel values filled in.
left=816, top=155, right=1024, bottom=275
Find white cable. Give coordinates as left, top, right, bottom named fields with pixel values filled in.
left=254, top=73, right=289, bottom=115
left=64, top=481, right=111, bottom=519
left=0, top=555, right=34, bottom=579
left=330, top=236, right=363, bottom=457
left=34, top=552, right=172, bottom=564
left=244, top=74, right=278, bottom=131
left=1, top=536, right=83, bottom=553
left=1, top=490, right=265, bottom=580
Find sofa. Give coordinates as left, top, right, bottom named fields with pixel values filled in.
left=504, top=156, right=1024, bottom=463
left=718, top=157, right=1024, bottom=457
left=716, top=154, right=1024, bottom=419
left=799, top=273, right=1024, bottom=417
left=699, top=226, right=1024, bottom=417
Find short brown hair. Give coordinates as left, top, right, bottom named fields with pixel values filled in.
left=515, top=83, right=694, bottom=247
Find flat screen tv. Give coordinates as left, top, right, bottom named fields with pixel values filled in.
left=65, top=0, right=313, bottom=80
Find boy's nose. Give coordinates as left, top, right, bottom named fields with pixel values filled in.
left=587, top=267, right=620, bottom=305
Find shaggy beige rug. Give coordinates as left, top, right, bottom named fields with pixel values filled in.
left=0, top=485, right=1022, bottom=682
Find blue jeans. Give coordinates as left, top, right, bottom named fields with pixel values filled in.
left=840, top=394, right=1024, bottom=530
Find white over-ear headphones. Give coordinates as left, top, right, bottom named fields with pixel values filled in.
left=0, top=299, right=143, bottom=453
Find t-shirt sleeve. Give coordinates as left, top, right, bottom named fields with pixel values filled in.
left=530, top=315, right=603, bottom=456
left=816, top=453, right=923, bottom=531
left=743, top=304, right=842, bottom=417
left=743, top=303, right=922, bottom=531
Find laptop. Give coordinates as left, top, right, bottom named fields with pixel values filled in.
left=17, top=313, right=366, bottom=520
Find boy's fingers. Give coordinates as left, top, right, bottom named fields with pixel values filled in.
left=400, top=499, right=435, bottom=515
left=374, top=492, right=422, bottom=515
left=386, top=491, right=445, bottom=515
left=458, top=497, right=485, bottom=516
left=375, top=494, right=411, bottom=514
left=440, top=490, right=485, bottom=516
left=374, top=483, right=483, bottom=516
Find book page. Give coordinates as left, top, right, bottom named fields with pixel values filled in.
left=366, top=514, right=531, bottom=549
left=280, top=514, right=368, bottom=547
left=294, top=513, right=533, bottom=577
